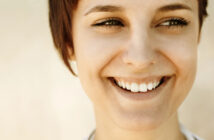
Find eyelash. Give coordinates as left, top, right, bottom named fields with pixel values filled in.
left=92, top=17, right=189, bottom=28
left=92, top=17, right=124, bottom=27
left=156, top=18, right=189, bottom=28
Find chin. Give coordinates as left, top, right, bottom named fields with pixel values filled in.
left=110, top=108, right=170, bottom=131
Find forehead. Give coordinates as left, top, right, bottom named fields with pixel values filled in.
left=76, top=0, right=198, bottom=15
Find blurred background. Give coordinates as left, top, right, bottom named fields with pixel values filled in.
left=0, top=0, right=213, bottom=140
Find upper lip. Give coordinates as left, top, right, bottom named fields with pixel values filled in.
left=113, top=76, right=163, bottom=84
left=108, top=74, right=173, bottom=83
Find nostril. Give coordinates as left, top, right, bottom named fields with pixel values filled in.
left=121, top=49, right=156, bottom=70
left=123, top=58, right=156, bottom=70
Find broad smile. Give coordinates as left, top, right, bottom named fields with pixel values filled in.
left=108, top=76, right=172, bottom=101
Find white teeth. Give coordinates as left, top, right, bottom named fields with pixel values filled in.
left=155, top=81, right=160, bottom=88
left=139, top=84, right=147, bottom=92
left=117, top=81, right=122, bottom=87
left=114, top=79, right=161, bottom=93
left=121, top=81, right=126, bottom=89
left=152, top=82, right=156, bottom=89
left=131, top=83, right=139, bottom=92
left=147, top=83, right=153, bottom=90
left=125, top=83, right=131, bottom=90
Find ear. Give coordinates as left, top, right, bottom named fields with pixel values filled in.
left=67, top=44, right=76, bottom=61
left=197, top=30, right=201, bottom=44
left=67, top=44, right=78, bottom=76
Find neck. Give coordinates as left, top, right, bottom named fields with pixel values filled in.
left=93, top=111, right=186, bottom=140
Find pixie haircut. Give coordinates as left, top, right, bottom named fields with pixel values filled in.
left=49, top=0, right=208, bottom=76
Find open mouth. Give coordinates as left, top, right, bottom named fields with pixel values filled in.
left=108, top=76, right=171, bottom=94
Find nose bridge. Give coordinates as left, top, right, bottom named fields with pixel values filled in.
left=122, top=23, right=155, bottom=69
left=131, top=21, right=149, bottom=49
left=132, top=29, right=149, bottom=53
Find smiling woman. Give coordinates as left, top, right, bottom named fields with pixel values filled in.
left=49, top=0, right=208, bottom=140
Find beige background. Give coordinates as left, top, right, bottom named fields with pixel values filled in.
left=0, top=0, right=213, bottom=140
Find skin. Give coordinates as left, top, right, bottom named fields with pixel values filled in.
left=70, top=0, right=199, bottom=139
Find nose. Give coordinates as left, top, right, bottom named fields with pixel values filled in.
left=121, top=27, right=156, bottom=72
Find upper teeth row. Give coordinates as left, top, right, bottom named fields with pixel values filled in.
left=115, top=80, right=160, bottom=93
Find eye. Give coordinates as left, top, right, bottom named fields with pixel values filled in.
left=92, top=18, right=124, bottom=27
left=157, top=18, right=189, bottom=28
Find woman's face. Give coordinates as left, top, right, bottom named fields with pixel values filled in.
left=72, top=0, right=199, bottom=130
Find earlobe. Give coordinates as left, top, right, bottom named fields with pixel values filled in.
left=67, top=45, right=76, bottom=61
left=197, top=30, right=201, bottom=44
left=67, top=45, right=78, bottom=76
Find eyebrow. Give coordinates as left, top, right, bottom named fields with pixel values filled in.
left=84, top=5, right=124, bottom=16
left=157, top=3, right=192, bottom=12
left=84, top=3, right=192, bottom=16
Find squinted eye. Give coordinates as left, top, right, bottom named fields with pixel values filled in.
left=157, top=18, right=189, bottom=28
left=92, top=18, right=124, bottom=27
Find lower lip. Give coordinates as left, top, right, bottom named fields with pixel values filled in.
left=109, top=77, right=171, bottom=101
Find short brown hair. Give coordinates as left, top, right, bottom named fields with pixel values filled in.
left=49, top=0, right=208, bottom=76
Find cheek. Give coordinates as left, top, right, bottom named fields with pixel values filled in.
left=74, top=30, right=127, bottom=73
left=155, top=17, right=199, bottom=76
left=166, top=40, right=197, bottom=92
left=72, top=29, right=126, bottom=101
left=158, top=36, right=198, bottom=113
left=155, top=26, right=198, bottom=78
left=164, top=38, right=197, bottom=79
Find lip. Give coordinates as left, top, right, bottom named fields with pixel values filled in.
left=108, top=76, right=172, bottom=101
left=113, top=76, right=163, bottom=84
